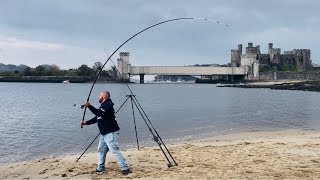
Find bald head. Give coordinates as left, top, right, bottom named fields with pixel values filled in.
left=99, top=91, right=110, bottom=103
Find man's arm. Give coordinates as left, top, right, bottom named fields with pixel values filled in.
left=80, top=116, right=97, bottom=126
left=86, top=102, right=113, bottom=117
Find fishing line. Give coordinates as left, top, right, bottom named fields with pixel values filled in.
left=77, top=17, right=230, bottom=166
left=80, top=17, right=229, bottom=127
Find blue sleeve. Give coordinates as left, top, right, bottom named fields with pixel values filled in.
left=86, top=116, right=97, bottom=125
left=88, top=103, right=113, bottom=117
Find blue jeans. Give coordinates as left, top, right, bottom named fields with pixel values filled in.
left=97, top=131, right=129, bottom=171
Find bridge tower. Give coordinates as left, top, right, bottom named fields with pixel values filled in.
left=117, top=52, right=131, bottom=80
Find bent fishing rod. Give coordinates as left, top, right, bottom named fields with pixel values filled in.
left=80, top=17, right=229, bottom=127
left=78, top=17, right=230, bottom=165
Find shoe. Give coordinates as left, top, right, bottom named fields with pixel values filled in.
left=122, top=168, right=131, bottom=175
left=96, top=169, right=104, bottom=173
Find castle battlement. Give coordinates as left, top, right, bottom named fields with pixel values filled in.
left=231, top=49, right=239, bottom=53
left=270, top=48, right=281, bottom=58
left=293, top=49, right=311, bottom=54
left=119, top=52, right=130, bottom=56
left=284, top=51, right=294, bottom=55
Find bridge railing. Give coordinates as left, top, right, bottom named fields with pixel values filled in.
left=129, top=66, right=247, bottom=75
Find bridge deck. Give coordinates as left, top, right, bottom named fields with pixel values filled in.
left=130, top=66, right=247, bottom=75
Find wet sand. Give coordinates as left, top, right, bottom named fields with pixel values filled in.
left=1, top=129, right=320, bottom=179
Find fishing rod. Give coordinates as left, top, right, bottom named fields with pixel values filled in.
left=80, top=17, right=229, bottom=127
left=78, top=17, right=230, bottom=165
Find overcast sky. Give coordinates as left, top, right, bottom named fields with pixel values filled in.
left=0, top=0, right=319, bottom=69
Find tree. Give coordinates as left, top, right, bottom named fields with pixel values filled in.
left=272, top=66, right=277, bottom=72
left=77, top=64, right=94, bottom=76
left=93, top=61, right=103, bottom=73
left=48, top=64, right=61, bottom=76
left=35, top=65, right=46, bottom=76
left=108, top=65, right=118, bottom=79
left=23, top=66, right=32, bottom=76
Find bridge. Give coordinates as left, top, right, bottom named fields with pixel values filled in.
left=117, top=52, right=250, bottom=83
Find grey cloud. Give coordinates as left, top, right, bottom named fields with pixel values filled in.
left=0, top=0, right=319, bottom=67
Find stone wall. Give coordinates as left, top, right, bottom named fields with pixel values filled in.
left=259, top=72, right=320, bottom=80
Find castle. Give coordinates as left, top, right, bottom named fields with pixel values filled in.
left=231, top=43, right=312, bottom=73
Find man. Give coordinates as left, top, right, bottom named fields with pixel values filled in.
left=80, top=91, right=131, bottom=175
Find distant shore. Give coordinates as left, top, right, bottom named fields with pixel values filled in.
left=0, top=76, right=126, bottom=83
left=218, top=80, right=320, bottom=92
left=0, top=129, right=319, bottom=179
left=0, top=76, right=92, bottom=83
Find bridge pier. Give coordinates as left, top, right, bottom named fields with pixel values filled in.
left=139, top=73, right=145, bottom=83
left=228, top=75, right=235, bottom=82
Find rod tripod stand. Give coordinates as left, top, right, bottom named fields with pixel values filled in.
left=76, top=94, right=178, bottom=167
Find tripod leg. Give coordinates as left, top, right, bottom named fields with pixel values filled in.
left=130, top=97, right=140, bottom=150
left=131, top=98, right=174, bottom=167
left=115, top=96, right=131, bottom=114
left=132, top=96, right=178, bottom=166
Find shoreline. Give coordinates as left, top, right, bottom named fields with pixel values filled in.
left=1, top=129, right=319, bottom=179
left=218, top=80, right=320, bottom=92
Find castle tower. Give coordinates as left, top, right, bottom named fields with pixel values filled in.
left=117, top=52, right=131, bottom=79
left=293, top=49, right=312, bottom=71
left=246, top=42, right=256, bottom=54
left=268, top=43, right=273, bottom=54
left=268, top=43, right=281, bottom=63
left=238, top=44, right=242, bottom=54
left=255, top=45, right=260, bottom=54
left=230, top=44, right=242, bottom=67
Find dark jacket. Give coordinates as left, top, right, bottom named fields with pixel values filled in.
left=85, top=99, right=120, bottom=135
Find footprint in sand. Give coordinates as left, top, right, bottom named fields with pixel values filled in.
left=253, top=159, right=267, bottom=163
left=274, top=142, right=286, bottom=145
left=39, top=168, right=48, bottom=174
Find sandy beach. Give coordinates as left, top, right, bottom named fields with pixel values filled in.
left=1, top=129, right=319, bottom=179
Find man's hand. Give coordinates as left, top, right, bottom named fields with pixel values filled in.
left=80, top=121, right=87, bottom=126
left=85, top=101, right=91, bottom=107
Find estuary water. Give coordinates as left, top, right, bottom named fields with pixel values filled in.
left=0, top=82, right=319, bottom=163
